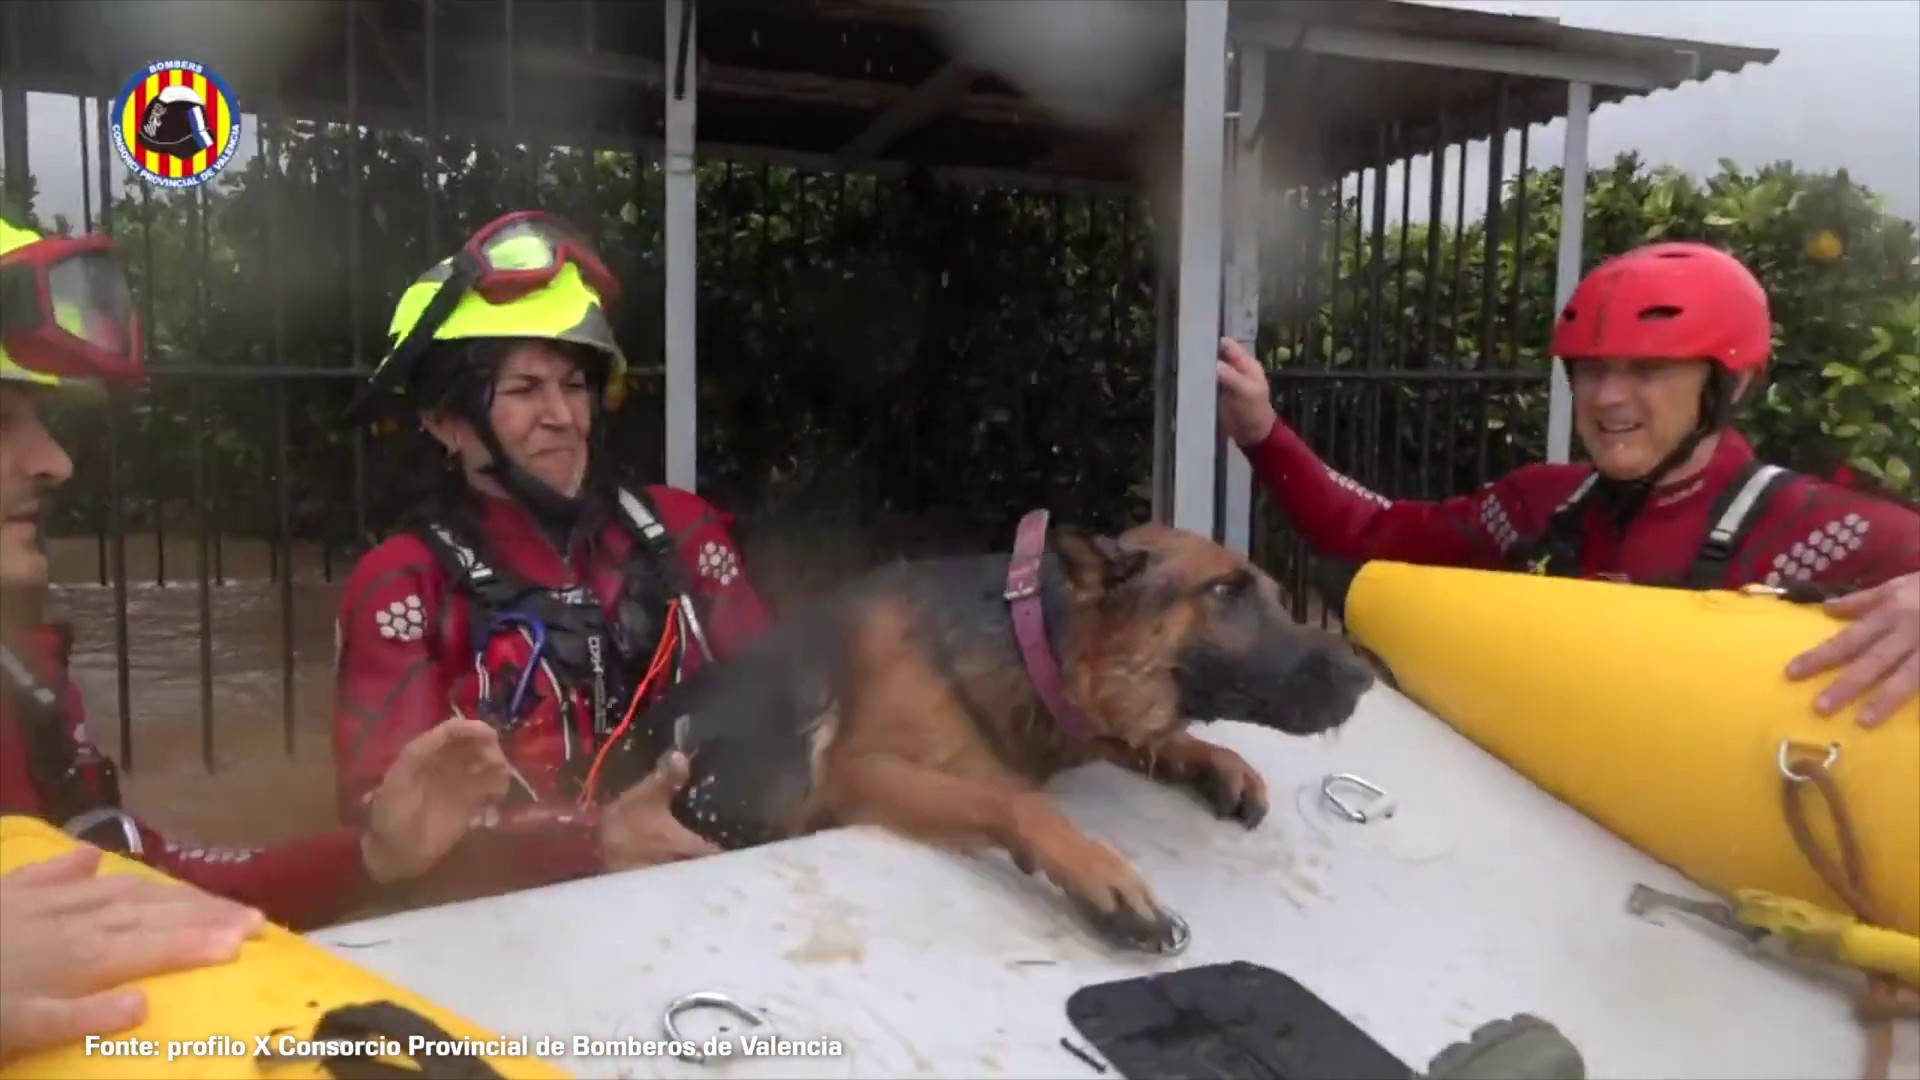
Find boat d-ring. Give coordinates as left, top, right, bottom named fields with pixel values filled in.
left=1321, top=773, right=1397, bottom=824
left=662, top=992, right=773, bottom=1064
left=1161, top=910, right=1192, bottom=955
left=1778, top=739, right=1839, bottom=783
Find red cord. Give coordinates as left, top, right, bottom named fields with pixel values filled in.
left=578, top=599, right=680, bottom=809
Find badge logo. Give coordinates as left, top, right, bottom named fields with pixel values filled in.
left=110, top=60, right=242, bottom=189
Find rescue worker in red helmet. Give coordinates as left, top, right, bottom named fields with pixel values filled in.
left=1217, top=240, right=1920, bottom=727
left=0, top=215, right=513, bottom=1045
left=331, top=210, right=776, bottom=903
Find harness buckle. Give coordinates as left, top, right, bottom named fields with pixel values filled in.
left=63, top=807, right=144, bottom=856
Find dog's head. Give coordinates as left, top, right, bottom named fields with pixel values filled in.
left=1050, top=523, right=1373, bottom=746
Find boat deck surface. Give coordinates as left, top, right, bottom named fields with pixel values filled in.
left=312, top=686, right=1920, bottom=1079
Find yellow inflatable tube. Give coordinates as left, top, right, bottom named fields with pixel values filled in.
left=0, top=815, right=569, bottom=1080
left=1343, top=562, right=1920, bottom=937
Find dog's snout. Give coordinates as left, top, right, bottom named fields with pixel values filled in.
left=1286, top=646, right=1374, bottom=698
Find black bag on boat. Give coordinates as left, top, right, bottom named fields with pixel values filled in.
left=1064, top=960, right=1415, bottom=1080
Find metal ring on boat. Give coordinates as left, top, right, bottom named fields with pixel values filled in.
left=1320, top=773, right=1396, bottom=824
left=662, top=992, right=772, bottom=1064
left=1777, top=739, right=1840, bottom=783
left=1161, top=910, right=1192, bottom=955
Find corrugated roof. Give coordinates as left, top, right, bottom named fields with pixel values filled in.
left=0, top=0, right=1781, bottom=190
left=1230, top=0, right=1779, bottom=179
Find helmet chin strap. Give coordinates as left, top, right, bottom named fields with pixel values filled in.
left=456, top=379, right=605, bottom=548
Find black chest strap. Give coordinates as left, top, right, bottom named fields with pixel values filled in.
left=415, top=520, right=618, bottom=744
left=0, top=642, right=138, bottom=854
left=1517, top=463, right=1796, bottom=590
left=1682, top=461, right=1793, bottom=589
left=615, top=488, right=715, bottom=663
left=414, top=487, right=706, bottom=738
left=1514, top=472, right=1600, bottom=578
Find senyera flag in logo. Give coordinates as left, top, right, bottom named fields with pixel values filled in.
left=110, top=60, right=243, bottom=190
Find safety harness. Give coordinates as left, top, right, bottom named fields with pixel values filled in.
left=0, top=634, right=142, bottom=855
left=1514, top=461, right=1797, bottom=589
left=412, top=487, right=712, bottom=776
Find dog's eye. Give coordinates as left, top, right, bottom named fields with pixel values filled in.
left=1206, top=572, right=1250, bottom=600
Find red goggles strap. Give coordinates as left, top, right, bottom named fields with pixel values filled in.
left=460, top=211, right=619, bottom=305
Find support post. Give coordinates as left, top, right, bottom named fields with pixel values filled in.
left=1219, top=42, right=1265, bottom=555
left=1172, top=0, right=1230, bottom=536
left=1546, top=80, right=1591, bottom=465
left=1151, top=258, right=1176, bottom=525
left=663, top=0, right=699, bottom=490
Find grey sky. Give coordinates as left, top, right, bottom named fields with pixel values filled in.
left=5, top=0, right=1917, bottom=230
left=1424, top=0, right=1920, bottom=221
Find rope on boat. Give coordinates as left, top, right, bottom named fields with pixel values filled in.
left=1780, top=744, right=1920, bottom=1080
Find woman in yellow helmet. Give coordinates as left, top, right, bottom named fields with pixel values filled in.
left=0, top=218, right=519, bottom=1063
left=331, top=210, right=776, bottom=902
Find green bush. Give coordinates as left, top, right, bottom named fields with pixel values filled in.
left=2, top=140, right=1913, bottom=553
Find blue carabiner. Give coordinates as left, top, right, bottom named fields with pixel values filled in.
left=485, top=613, right=549, bottom=725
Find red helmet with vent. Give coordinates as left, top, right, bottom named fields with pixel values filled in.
left=1550, top=241, right=1772, bottom=374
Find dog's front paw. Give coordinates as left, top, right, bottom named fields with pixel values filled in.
left=1071, top=891, right=1189, bottom=954
left=1011, top=799, right=1188, bottom=954
left=1191, top=746, right=1269, bottom=828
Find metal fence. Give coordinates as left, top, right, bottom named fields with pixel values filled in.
left=2, top=2, right=1553, bottom=775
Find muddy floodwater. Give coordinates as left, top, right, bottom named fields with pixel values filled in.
left=38, top=528, right=1335, bottom=858
left=34, top=525, right=859, bottom=852
left=44, top=535, right=346, bottom=848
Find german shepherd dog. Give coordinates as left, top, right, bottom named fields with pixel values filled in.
left=600, top=512, right=1375, bottom=952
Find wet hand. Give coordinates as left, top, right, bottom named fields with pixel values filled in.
left=0, top=848, right=263, bottom=1065
left=597, top=750, right=722, bottom=871
left=1216, top=337, right=1278, bottom=447
left=361, top=718, right=513, bottom=883
left=1786, top=571, right=1920, bottom=728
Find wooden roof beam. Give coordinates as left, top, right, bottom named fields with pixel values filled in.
left=835, top=58, right=977, bottom=167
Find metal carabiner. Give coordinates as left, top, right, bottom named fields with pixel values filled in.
left=1162, top=910, right=1193, bottom=955
left=1321, top=773, right=1397, bottom=824
left=485, top=613, right=550, bottom=725
left=676, top=594, right=717, bottom=664
left=662, top=992, right=773, bottom=1064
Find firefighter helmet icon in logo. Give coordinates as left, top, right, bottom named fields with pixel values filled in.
left=110, top=60, right=242, bottom=189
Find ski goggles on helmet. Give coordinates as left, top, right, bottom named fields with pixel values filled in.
left=0, top=231, right=143, bottom=385
left=359, top=210, right=618, bottom=418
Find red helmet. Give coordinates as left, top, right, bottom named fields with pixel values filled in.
left=1549, top=241, right=1771, bottom=375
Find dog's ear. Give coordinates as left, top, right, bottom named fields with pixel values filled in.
left=1051, top=526, right=1150, bottom=596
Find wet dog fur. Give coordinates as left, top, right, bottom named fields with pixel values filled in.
left=608, top=520, right=1376, bottom=952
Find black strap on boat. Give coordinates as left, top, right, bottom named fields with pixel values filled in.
left=1681, top=461, right=1794, bottom=589
left=310, top=1001, right=507, bottom=1080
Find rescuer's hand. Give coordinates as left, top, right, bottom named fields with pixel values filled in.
left=1216, top=337, right=1279, bottom=447
left=360, top=717, right=513, bottom=884
left=1788, top=570, right=1920, bottom=729
left=0, top=847, right=262, bottom=1066
left=598, top=750, right=721, bottom=870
